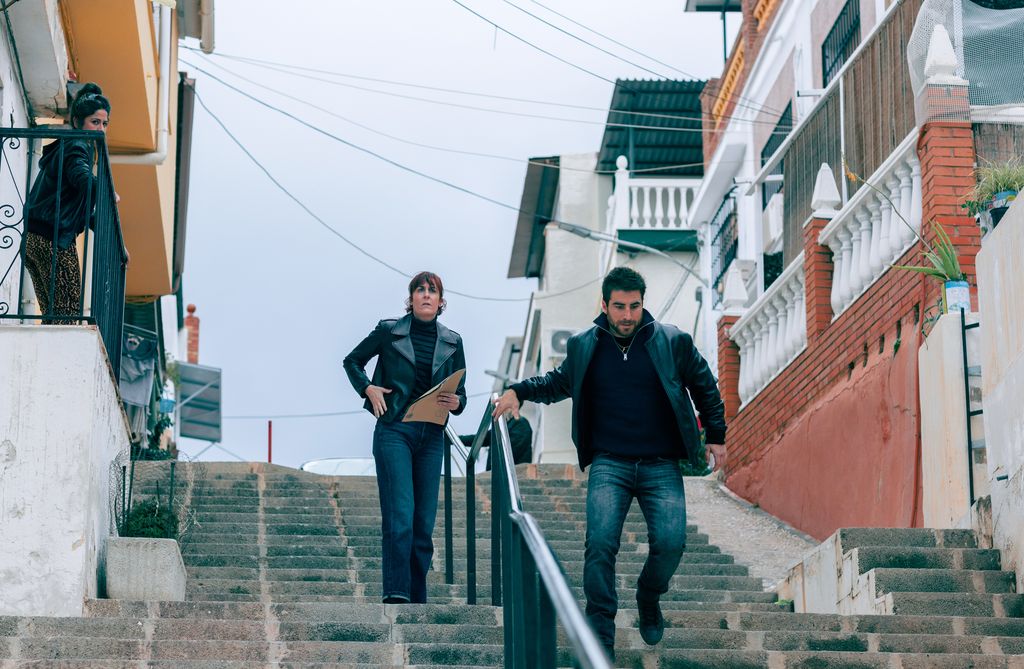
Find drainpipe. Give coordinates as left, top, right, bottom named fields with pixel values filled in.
left=200, top=0, right=215, bottom=54
left=109, top=3, right=172, bottom=165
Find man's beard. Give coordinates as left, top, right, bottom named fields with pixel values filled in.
left=609, top=319, right=637, bottom=338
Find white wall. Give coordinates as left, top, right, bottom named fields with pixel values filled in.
left=0, top=326, right=130, bottom=616
left=977, top=201, right=1024, bottom=592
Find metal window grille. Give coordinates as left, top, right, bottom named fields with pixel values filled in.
left=710, top=194, right=738, bottom=305
left=761, top=103, right=793, bottom=209
left=822, top=0, right=861, bottom=86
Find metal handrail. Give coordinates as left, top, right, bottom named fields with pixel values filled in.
left=441, top=395, right=611, bottom=669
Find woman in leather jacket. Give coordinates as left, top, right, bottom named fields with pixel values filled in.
left=343, top=271, right=467, bottom=603
left=24, top=83, right=115, bottom=320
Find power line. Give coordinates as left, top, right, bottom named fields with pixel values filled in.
left=500, top=0, right=673, bottom=80
left=518, top=0, right=790, bottom=119
left=186, top=46, right=792, bottom=132
left=448, top=0, right=626, bottom=90
left=189, top=84, right=606, bottom=303
left=187, top=52, right=748, bottom=177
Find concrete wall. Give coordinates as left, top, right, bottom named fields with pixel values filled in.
left=977, top=200, right=1024, bottom=592
left=0, top=326, right=130, bottom=616
left=919, top=312, right=987, bottom=528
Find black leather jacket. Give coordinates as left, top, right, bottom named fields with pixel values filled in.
left=511, top=310, right=725, bottom=470
left=344, top=314, right=467, bottom=423
left=26, top=138, right=98, bottom=250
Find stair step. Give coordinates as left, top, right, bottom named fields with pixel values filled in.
left=852, top=546, right=1002, bottom=572
left=871, top=567, right=1017, bottom=594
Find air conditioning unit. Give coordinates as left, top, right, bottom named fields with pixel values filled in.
left=545, top=329, right=577, bottom=357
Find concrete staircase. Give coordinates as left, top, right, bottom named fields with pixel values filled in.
left=1, top=461, right=1023, bottom=667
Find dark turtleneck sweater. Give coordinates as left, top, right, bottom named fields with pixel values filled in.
left=410, top=317, right=438, bottom=398
left=582, top=323, right=684, bottom=459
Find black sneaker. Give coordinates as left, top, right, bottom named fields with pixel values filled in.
left=636, top=592, right=664, bottom=645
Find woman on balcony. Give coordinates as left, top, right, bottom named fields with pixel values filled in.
left=343, top=271, right=467, bottom=603
left=24, top=83, right=114, bottom=320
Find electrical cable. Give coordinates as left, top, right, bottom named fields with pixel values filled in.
left=185, top=46, right=793, bottom=132
left=188, top=52, right=750, bottom=176
left=190, top=85, right=605, bottom=303
left=518, top=0, right=791, bottom=118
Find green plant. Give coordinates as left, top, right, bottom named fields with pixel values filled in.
left=123, top=499, right=178, bottom=539
left=893, top=220, right=965, bottom=282
left=844, top=162, right=964, bottom=282
left=962, top=159, right=1024, bottom=216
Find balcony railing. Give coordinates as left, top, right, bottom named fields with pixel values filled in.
left=818, top=131, right=921, bottom=318
left=0, top=128, right=128, bottom=378
left=709, top=195, right=738, bottom=303
left=730, top=253, right=806, bottom=405
left=606, top=158, right=701, bottom=231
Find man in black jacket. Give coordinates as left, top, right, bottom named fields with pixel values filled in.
left=492, top=267, right=726, bottom=662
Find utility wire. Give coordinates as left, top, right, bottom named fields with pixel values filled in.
left=190, top=84, right=605, bottom=303
left=500, top=0, right=673, bottom=80
left=518, top=0, right=790, bottom=118
left=189, top=52, right=749, bottom=176
left=185, top=46, right=792, bottom=131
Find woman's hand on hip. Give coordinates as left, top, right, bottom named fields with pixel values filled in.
left=365, top=385, right=392, bottom=418
left=436, top=392, right=460, bottom=411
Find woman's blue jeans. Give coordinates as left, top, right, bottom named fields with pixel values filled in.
left=584, top=453, right=687, bottom=646
left=372, top=420, right=445, bottom=603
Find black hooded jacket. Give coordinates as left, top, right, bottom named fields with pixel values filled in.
left=26, top=138, right=98, bottom=250
left=510, top=310, right=725, bottom=470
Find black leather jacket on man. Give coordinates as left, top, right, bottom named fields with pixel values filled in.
left=511, top=310, right=725, bottom=470
left=344, top=314, right=467, bottom=423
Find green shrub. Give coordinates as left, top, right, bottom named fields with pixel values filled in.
left=123, top=499, right=177, bottom=539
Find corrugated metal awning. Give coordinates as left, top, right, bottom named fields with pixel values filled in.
left=598, top=79, right=706, bottom=177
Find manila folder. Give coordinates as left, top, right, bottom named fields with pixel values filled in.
left=402, top=368, right=466, bottom=425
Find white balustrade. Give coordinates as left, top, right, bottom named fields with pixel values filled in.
left=818, top=131, right=922, bottom=318
left=729, top=253, right=807, bottom=406
left=606, top=156, right=701, bottom=231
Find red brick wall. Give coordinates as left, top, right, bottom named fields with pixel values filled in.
left=720, top=121, right=980, bottom=539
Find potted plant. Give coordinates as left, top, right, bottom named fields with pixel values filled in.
left=894, top=220, right=970, bottom=314
left=844, top=162, right=969, bottom=314
left=962, top=159, right=1024, bottom=231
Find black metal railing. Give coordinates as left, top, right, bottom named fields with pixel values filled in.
left=821, top=0, right=861, bottom=86
left=960, top=310, right=984, bottom=506
left=761, top=103, right=793, bottom=208
left=710, top=194, right=738, bottom=303
left=0, top=128, right=127, bottom=378
left=442, top=397, right=610, bottom=669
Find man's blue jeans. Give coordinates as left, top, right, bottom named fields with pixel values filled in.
left=372, top=420, right=445, bottom=603
left=584, top=453, right=687, bottom=646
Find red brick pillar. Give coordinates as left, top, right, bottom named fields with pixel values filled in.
left=717, top=315, right=741, bottom=425
left=917, top=122, right=982, bottom=307
left=803, top=217, right=834, bottom=344
left=185, top=304, right=199, bottom=364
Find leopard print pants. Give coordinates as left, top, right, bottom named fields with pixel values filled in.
left=24, top=231, right=82, bottom=321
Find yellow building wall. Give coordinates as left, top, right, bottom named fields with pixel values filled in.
left=64, top=0, right=180, bottom=297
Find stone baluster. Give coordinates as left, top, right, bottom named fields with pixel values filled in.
left=652, top=187, right=664, bottom=227
left=828, top=238, right=844, bottom=315
left=676, top=187, right=688, bottom=225
left=897, top=165, right=915, bottom=246
left=753, top=314, right=769, bottom=391
left=765, top=300, right=783, bottom=376
left=856, top=209, right=874, bottom=287
left=909, top=158, right=922, bottom=234
left=881, top=178, right=898, bottom=260
left=630, top=186, right=641, bottom=228
left=866, top=199, right=884, bottom=276
left=613, top=157, right=631, bottom=231
left=837, top=227, right=854, bottom=310
left=736, top=331, right=749, bottom=404
left=665, top=187, right=677, bottom=228
left=848, top=218, right=865, bottom=299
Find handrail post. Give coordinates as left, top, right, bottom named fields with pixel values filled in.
left=443, top=432, right=454, bottom=586
left=491, top=417, right=503, bottom=607
left=466, top=452, right=477, bottom=604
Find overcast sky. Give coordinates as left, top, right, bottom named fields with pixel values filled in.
left=176, top=0, right=739, bottom=467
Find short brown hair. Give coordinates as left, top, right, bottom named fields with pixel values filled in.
left=405, top=271, right=446, bottom=316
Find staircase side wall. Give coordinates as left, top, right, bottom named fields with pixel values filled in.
left=0, top=326, right=130, bottom=616
left=978, top=200, right=1024, bottom=593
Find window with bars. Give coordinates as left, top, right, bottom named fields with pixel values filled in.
left=822, top=0, right=861, bottom=86
left=710, top=194, right=738, bottom=306
left=761, top=102, right=793, bottom=209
